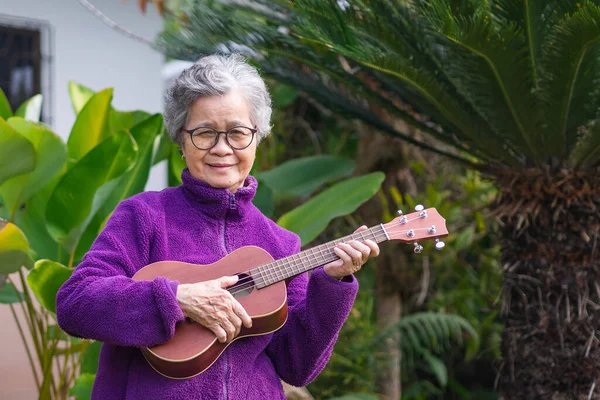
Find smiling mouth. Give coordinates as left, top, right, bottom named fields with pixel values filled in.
left=208, top=164, right=234, bottom=169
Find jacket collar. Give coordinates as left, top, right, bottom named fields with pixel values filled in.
left=180, top=168, right=257, bottom=219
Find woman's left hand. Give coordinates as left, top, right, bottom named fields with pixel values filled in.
left=323, top=225, right=380, bottom=280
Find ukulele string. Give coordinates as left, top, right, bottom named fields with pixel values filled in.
left=226, top=228, right=389, bottom=297
left=227, top=217, right=432, bottom=297
left=227, top=217, right=431, bottom=297
left=227, top=218, right=432, bottom=297
left=227, top=228, right=391, bottom=297
left=241, top=215, right=427, bottom=289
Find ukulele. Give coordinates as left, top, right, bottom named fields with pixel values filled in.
left=132, top=206, right=448, bottom=379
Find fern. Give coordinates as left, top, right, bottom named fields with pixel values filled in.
left=373, top=312, right=477, bottom=359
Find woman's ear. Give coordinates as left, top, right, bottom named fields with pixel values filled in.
left=179, top=135, right=186, bottom=156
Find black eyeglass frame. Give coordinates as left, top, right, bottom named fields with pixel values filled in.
left=183, top=125, right=258, bottom=150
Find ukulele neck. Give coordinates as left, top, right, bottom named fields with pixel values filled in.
left=253, top=225, right=388, bottom=289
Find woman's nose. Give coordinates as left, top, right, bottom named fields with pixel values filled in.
left=210, top=133, right=233, bottom=154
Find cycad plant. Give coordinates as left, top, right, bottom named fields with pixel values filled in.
left=153, top=0, right=600, bottom=397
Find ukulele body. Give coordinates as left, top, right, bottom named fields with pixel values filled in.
left=132, top=246, right=287, bottom=379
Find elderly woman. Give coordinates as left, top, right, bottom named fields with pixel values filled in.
left=57, top=54, right=380, bottom=399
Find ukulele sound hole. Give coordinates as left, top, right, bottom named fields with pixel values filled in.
left=230, top=273, right=254, bottom=299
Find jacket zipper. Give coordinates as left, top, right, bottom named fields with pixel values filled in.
left=222, top=194, right=235, bottom=400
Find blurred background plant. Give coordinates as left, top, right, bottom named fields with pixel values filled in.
left=0, top=83, right=164, bottom=399
left=147, top=0, right=600, bottom=398
left=0, top=82, right=390, bottom=398
left=251, top=83, right=501, bottom=399
left=5, top=0, right=574, bottom=397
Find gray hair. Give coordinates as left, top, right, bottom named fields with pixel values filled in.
left=163, top=53, right=272, bottom=145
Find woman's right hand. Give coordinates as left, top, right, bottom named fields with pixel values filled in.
left=176, top=276, right=252, bottom=343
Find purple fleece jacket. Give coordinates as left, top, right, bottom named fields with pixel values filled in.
left=56, top=168, right=358, bottom=400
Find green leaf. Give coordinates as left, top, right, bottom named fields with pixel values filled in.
left=255, top=155, right=355, bottom=197
left=272, top=83, right=299, bottom=108
left=0, top=88, right=12, bottom=119
left=169, top=144, right=187, bottom=185
left=80, top=341, right=102, bottom=374
left=14, top=94, right=43, bottom=122
left=253, top=181, right=274, bottom=218
left=0, top=222, right=30, bottom=274
left=69, top=373, right=95, bottom=400
left=0, top=282, right=23, bottom=304
left=12, top=174, right=67, bottom=263
left=46, top=130, right=137, bottom=249
left=0, top=117, right=36, bottom=184
left=0, top=118, right=67, bottom=219
left=47, top=324, right=69, bottom=341
left=421, top=349, right=448, bottom=387
left=75, top=115, right=163, bottom=259
left=110, top=110, right=151, bottom=132
left=94, top=115, right=161, bottom=208
left=68, top=81, right=150, bottom=131
left=67, top=88, right=113, bottom=161
left=152, top=132, right=173, bottom=165
left=453, top=226, right=474, bottom=250
left=277, top=172, right=385, bottom=245
left=26, top=259, right=72, bottom=313
left=68, top=81, right=95, bottom=115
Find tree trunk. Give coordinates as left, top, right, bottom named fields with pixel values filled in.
left=356, top=127, right=421, bottom=399
left=494, top=168, right=600, bottom=399
left=375, top=287, right=402, bottom=398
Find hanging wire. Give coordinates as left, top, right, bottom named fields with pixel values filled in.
left=76, top=0, right=163, bottom=50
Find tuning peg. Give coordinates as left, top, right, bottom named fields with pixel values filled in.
left=413, top=242, right=423, bottom=254
left=397, top=210, right=403, bottom=216
left=435, top=239, right=445, bottom=251
left=415, top=204, right=424, bottom=212
left=428, top=225, right=436, bottom=234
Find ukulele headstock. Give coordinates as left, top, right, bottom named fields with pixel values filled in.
left=382, top=205, right=448, bottom=253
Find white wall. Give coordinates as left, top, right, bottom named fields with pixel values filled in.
left=0, top=2, right=167, bottom=398
left=0, top=0, right=168, bottom=190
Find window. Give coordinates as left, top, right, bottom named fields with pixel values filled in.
left=0, top=14, right=52, bottom=124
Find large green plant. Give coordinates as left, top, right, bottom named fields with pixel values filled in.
left=156, top=1, right=600, bottom=397
left=0, top=83, right=386, bottom=399
left=303, top=168, right=499, bottom=400
left=0, top=84, right=164, bottom=399
left=157, top=0, right=600, bottom=168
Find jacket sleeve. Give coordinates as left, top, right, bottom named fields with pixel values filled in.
left=265, top=240, right=359, bottom=387
left=56, top=197, right=184, bottom=348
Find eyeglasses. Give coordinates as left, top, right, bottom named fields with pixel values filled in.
left=184, top=125, right=257, bottom=150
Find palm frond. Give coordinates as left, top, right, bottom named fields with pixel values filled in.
left=287, top=1, right=522, bottom=164
left=158, top=0, right=600, bottom=172
left=422, top=0, right=543, bottom=163
left=259, top=58, right=478, bottom=164
left=538, top=2, right=600, bottom=160
left=491, top=0, right=558, bottom=86
left=571, top=121, right=600, bottom=167
left=159, top=1, right=485, bottom=164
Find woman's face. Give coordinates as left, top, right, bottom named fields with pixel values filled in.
left=181, top=90, right=257, bottom=193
